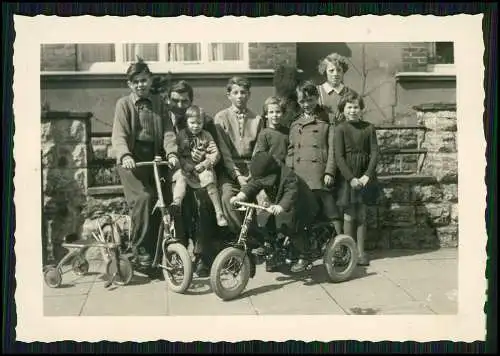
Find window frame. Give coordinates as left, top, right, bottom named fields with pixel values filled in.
left=427, top=42, right=455, bottom=75
left=73, top=42, right=250, bottom=73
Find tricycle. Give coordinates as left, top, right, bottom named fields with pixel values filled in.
left=209, top=201, right=359, bottom=301
left=43, top=213, right=134, bottom=289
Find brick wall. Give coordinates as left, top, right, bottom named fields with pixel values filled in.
left=249, top=43, right=297, bottom=70
left=41, top=43, right=298, bottom=72
left=41, top=44, right=77, bottom=71
left=401, top=42, right=430, bottom=72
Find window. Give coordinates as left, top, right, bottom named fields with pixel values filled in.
left=209, top=43, right=244, bottom=62
left=427, top=42, right=455, bottom=74
left=74, top=42, right=249, bottom=73
left=122, top=43, right=159, bottom=62
left=167, top=43, right=202, bottom=62
left=429, top=42, right=454, bottom=64
left=76, top=44, right=115, bottom=71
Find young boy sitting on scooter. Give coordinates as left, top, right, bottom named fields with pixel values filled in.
left=230, top=151, right=320, bottom=272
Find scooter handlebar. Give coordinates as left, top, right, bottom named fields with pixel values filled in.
left=233, top=201, right=273, bottom=213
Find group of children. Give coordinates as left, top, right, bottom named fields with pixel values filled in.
left=112, top=58, right=380, bottom=274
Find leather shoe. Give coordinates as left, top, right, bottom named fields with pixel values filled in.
left=290, top=258, right=309, bottom=273
left=358, top=254, right=370, bottom=266
left=195, top=259, right=209, bottom=278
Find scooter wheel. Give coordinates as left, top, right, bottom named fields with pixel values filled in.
left=210, top=247, right=251, bottom=301
left=106, top=256, right=134, bottom=286
left=323, top=234, right=358, bottom=283
left=162, top=242, right=193, bottom=294
left=71, top=255, right=89, bottom=276
left=44, top=267, right=62, bottom=288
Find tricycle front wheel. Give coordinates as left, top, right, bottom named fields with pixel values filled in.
left=210, top=247, right=251, bottom=301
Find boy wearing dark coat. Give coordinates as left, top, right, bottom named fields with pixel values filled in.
left=286, top=81, right=343, bottom=244
left=230, top=152, right=320, bottom=272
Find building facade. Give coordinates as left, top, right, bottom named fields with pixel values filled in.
left=40, top=41, right=456, bottom=132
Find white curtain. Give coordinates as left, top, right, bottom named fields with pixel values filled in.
left=167, top=43, right=201, bottom=62
left=209, top=43, right=243, bottom=61
left=123, top=43, right=158, bottom=62
left=76, top=44, right=115, bottom=70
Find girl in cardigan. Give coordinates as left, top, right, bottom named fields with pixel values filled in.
left=316, top=52, right=359, bottom=125
left=334, top=92, right=380, bottom=266
left=253, top=96, right=290, bottom=164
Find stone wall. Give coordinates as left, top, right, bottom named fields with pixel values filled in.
left=41, top=111, right=92, bottom=264
left=366, top=103, right=458, bottom=249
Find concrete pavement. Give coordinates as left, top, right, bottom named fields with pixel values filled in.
left=43, top=248, right=458, bottom=316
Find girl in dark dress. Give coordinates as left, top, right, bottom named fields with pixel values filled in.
left=334, top=92, right=380, bottom=266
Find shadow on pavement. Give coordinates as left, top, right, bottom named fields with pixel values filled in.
left=183, top=278, right=213, bottom=296
left=349, top=307, right=381, bottom=315
left=232, top=265, right=377, bottom=299
left=237, top=279, right=298, bottom=299
left=54, top=284, right=76, bottom=289
left=275, top=264, right=376, bottom=286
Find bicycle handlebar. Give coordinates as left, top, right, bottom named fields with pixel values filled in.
left=134, top=160, right=171, bottom=167
left=234, top=201, right=273, bottom=213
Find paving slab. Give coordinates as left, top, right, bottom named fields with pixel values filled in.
left=322, top=271, right=414, bottom=314
left=378, top=258, right=458, bottom=315
left=368, top=300, right=435, bottom=315
left=43, top=261, right=102, bottom=297
left=81, top=274, right=168, bottom=316
left=41, top=249, right=459, bottom=317
left=248, top=278, right=345, bottom=315
left=369, top=248, right=458, bottom=262
left=44, top=294, right=88, bottom=316
left=166, top=277, right=256, bottom=316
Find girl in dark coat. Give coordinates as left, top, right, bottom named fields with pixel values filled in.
left=334, top=92, right=380, bottom=266
left=230, top=152, right=320, bottom=273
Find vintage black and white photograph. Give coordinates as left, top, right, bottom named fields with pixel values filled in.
left=14, top=15, right=486, bottom=342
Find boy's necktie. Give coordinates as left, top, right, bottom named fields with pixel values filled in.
left=235, top=109, right=247, bottom=138
left=136, top=98, right=155, bottom=142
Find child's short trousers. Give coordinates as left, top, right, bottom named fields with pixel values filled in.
left=313, top=190, right=341, bottom=221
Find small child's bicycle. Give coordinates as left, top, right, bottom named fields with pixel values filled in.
left=43, top=213, right=134, bottom=289
left=209, top=201, right=359, bottom=301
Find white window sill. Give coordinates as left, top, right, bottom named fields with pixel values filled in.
left=65, top=61, right=263, bottom=74
left=395, top=65, right=456, bottom=81
left=41, top=68, right=277, bottom=81
left=427, top=64, right=456, bottom=75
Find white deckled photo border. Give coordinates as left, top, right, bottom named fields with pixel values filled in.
left=13, top=14, right=486, bottom=343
